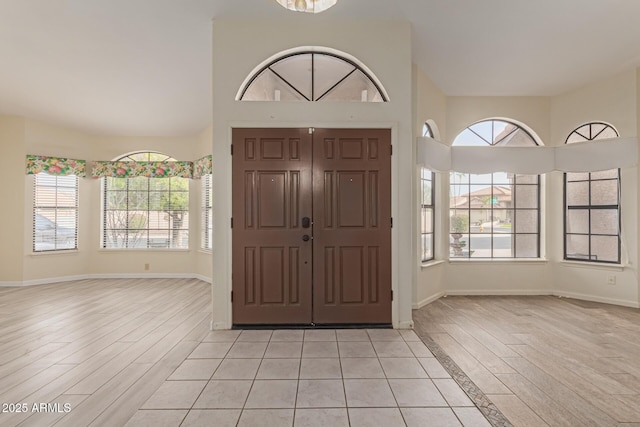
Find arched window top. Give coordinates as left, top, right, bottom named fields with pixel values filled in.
left=115, top=151, right=175, bottom=162
left=566, top=122, right=619, bottom=145
left=453, top=119, right=539, bottom=147
left=238, top=49, right=388, bottom=102
left=422, top=123, right=433, bottom=138
left=422, top=119, right=441, bottom=140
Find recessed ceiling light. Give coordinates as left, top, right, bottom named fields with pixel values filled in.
left=275, top=0, right=337, bottom=13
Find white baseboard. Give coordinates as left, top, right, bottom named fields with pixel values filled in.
left=193, top=274, right=213, bottom=284
left=412, top=291, right=445, bottom=309
left=212, top=321, right=231, bottom=330
left=0, top=281, right=29, bottom=287
left=396, top=320, right=414, bottom=329
left=0, top=273, right=212, bottom=287
left=0, top=274, right=91, bottom=287
left=445, top=289, right=553, bottom=296
left=554, top=291, right=640, bottom=308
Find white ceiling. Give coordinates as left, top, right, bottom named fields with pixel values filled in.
left=1, top=0, right=639, bottom=136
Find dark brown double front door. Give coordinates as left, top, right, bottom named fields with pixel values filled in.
left=232, top=128, right=391, bottom=325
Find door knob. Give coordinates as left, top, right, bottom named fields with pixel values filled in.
left=302, top=234, right=311, bottom=242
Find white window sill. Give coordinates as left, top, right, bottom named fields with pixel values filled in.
left=560, top=260, right=625, bottom=272
left=98, top=249, right=191, bottom=253
left=421, top=260, right=446, bottom=269
left=449, top=258, right=548, bottom=265
left=198, top=249, right=212, bottom=255
left=30, top=249, right=79, bottom=257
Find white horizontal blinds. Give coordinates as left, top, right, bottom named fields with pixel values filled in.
left=102, top=152, right=190, bottom=249
left=33, top=173, right=78, bottom=252
left=201, top=174, right=212, bottom=250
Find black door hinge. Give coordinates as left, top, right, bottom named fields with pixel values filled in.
left=230, top=144, right=233, bottom=155
left=391, top=289, right=394, bottom=301
left=231, top=291, right=233, bottom=302
left=230, top=218, right=233, bottom=228
left=390, top=217, right=393, bottom=228
left=390, top=145, right=393, bottom=155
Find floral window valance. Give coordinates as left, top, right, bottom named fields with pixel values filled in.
left=193, top=155, right=212, bottom=179
left=91, top=161, right=193, bottom=178
left=26, top=155, right=86, bottom=177
left=26, top=154, right=214, bottom=179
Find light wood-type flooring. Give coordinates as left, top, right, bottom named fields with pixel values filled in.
left=0, top=278, right=212, bottom=426
left=0, top=278, right=490, bottom=427
left=414, top=295, right=640, bottom=427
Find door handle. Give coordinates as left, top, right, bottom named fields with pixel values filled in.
left=302, top=234, right=311, bottom=242
left=302, top=217, right=311, bottom=228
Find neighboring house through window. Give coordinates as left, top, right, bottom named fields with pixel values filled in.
left=450, top=119, right=541, bottom=259
left=564, top=122, right=620, bottom=263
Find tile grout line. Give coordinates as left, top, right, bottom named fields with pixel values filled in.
left=414, top=329, right=513, bottom=427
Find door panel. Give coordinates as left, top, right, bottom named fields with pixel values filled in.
left=312, top=129, right=392, bottom=324
left=232, top=128, right=391, bottom=325
left=232, top=128, right=313, bottom=324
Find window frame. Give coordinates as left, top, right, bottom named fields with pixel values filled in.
left=239, top=51, right=387, bottom=102
left=33, top=173, right=79, bottom=252
left=563, top=122, right=621, bottom=264
left=449, top=119, right=541, bottom=260
left=420, top=167, right=435, bottom=262
left=101, top=151, right=190, bottom=250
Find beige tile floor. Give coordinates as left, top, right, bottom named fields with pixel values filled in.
left=125, top=328, right=491, bottom=427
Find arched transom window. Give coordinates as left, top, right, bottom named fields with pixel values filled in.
left=239, top=51, right=387, bottom=102
left=564, top=122, right=620, bottom=263
left=450, top=119, right=540, bottom=259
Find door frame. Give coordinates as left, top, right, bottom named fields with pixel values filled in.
left=215, top=121, right=401, bottom=329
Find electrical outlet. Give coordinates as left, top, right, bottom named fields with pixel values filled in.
left=607, top=275, right=616, bottom=286
left=144, top=263, right=150, bottom=271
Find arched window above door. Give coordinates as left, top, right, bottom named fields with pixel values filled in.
left=238, top=50, right=388, bottom=102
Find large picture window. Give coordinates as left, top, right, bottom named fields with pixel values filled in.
left=102, top=152, right=189, bottom=249
left=33, top=173, right=78, bottom=252
left=564, top=123, right=620, bottom=263
left=450, top=120, right=540, bottom=259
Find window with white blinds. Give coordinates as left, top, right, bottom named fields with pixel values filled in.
left=33, top=173, right=78, bottom=252
left=201, top=174, right=212, bottom=250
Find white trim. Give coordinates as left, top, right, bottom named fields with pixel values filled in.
left=235, top=46, right=390, bottom=102
left=397, top=320, right=414, bottom=329
left=412, top=291, right=445, bottom=309
left=445, top=289, right=553, bottom=296
left=554, top=291, right=639, bottom=308
left=223, top=122, right=401, bottom=331
left=194, top=274, right=213, bottom=284
left=560, top=260, right=625, bottom=272
left=0, top=273, right=212, bottom=287
left=420, top=260, right=446, bottom=269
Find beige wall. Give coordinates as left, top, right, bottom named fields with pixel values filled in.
left=211, top=19, right=414, bottom=329
left=413, top=66, right=447, bottom=307
left=414, top=68, right=639, bottom=308
left=549, top=70, right=638, bottom=307
left=0, top=116, right=211, bottom=284
left=0, top=116, right=26, bottom=282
